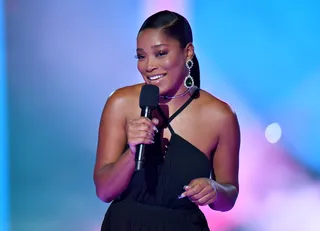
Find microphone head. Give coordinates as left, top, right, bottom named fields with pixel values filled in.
left=139, top=84, right=159, bottom=109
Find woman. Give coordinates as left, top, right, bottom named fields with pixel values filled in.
left=94, top=10, right=240, bottom=231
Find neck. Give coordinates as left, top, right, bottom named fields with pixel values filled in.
left=159, top=86, right=198, bottom=104
left=160, top=86, right=196, bottom=99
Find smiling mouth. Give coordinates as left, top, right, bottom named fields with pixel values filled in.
left=147, top=74, right=166, bottom=81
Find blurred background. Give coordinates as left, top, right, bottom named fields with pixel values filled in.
left=1, top=0, right=320, bottom=230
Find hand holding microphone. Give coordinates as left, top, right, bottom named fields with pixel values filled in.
left=126, top=85, right=159, bottom=171
left=127, top=117, right=159, bottom=155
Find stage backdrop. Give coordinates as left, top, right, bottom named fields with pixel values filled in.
left=4, top=0, right=320, bottom=230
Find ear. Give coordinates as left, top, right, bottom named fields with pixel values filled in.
left=184, top=43, right=194, bottom=60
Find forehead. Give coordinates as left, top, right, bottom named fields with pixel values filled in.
left=137, top=28, right=180, bottom=49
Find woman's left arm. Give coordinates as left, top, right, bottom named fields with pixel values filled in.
left=181, top=107, right=240, bottom=212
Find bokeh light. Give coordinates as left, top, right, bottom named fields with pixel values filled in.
left=265, top=123, right=282, bottom=144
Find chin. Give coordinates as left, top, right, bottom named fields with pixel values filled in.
left=147, top=80, right=167, bottom=91
left=145, top=77, right=176, bottom=95
left=157, top=84, right=170, bottom=95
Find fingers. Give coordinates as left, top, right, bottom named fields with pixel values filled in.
left=196, top=196, right=216, bottom=206
left=190, top=188, right=216, bottom=206
left=152, top=118, right=159, bottom=126
left=128, top=132, right=155, bottom=146
left=178, top=178, right=217, bottom=206
left=129, top=117, right=158, bottom=133
left=180, top=183, right=207, bottom=199
left=127, top=117, right=159, bottom=148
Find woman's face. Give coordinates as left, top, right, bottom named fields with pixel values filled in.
left=136, top=28, right=193, bottom=96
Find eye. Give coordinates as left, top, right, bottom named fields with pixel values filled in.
left=134, top=54, right=145, bottom=60
left=156, top=51, right=168, bottom=57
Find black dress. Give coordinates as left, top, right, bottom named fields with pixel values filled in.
left=101, top=90, right=211, bottom=230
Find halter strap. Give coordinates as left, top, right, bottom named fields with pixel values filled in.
left=157, top=88, right=199, bottom=134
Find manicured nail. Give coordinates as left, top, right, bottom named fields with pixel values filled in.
left=153, top=126, right=159, bottom=133
left=178, top=193, right=186, bottom=199
left=183, top=185, right=190, bottom=190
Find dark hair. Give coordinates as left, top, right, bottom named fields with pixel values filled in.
left=138, top=10, right=200, bottom=88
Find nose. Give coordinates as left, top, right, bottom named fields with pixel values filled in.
left=146, top=57, right=157, bottom=72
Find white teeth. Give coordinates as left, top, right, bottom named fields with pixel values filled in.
left=149, top=74, right=164, bottom=81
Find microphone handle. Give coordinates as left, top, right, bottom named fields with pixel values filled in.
left=135, top=106, right=153, bottom=171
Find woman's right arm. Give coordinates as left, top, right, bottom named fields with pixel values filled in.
left=93, top=88, right=156, bottom=203
left=93, top=89, right=135, bottom=203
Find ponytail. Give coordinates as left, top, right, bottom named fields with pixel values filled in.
left=191, top=54, right=200, bottom=88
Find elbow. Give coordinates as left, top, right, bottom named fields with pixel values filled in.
left=209, top=184, right=239, bottom=212
left=209, top=200, right=236, bottom=212
left=94, top=167, right=115, bottom=203
left=214, top=200, right=237, bottom=212
left=221, top=186, right=239, bottom=211
left=94, top=177, right=114, bottom=203
left=96, top=187, right=114, bottom=203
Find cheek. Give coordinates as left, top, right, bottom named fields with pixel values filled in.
left=137, top=61, right=144, bottom=73
left=161, top=56, right=182, bottom=71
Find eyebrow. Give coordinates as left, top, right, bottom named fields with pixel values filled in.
left=136, top=43, right=169, bottom=51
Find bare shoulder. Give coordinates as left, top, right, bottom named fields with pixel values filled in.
left=105, top=84, right=142, bottom=107
left=197, top=89, right=240, bottom=152
left=102, top=83, right=143, bottom=115
left=198, top=89, right=236, bottom=120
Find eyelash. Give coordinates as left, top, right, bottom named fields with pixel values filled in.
left=156, top=51, right=168, bottom=57
left=134, top=54, right=144, bottom=60
left=134, top=51, right=168, bottom=60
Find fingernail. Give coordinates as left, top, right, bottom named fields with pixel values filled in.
left=178, top=193, right=186, bottom=199
left=183, top=185, right=190, bottom=190
left=153, top=126, right=159, bottom=133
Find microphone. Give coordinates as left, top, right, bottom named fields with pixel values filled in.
left=135, top=84, right=159, bottom=171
